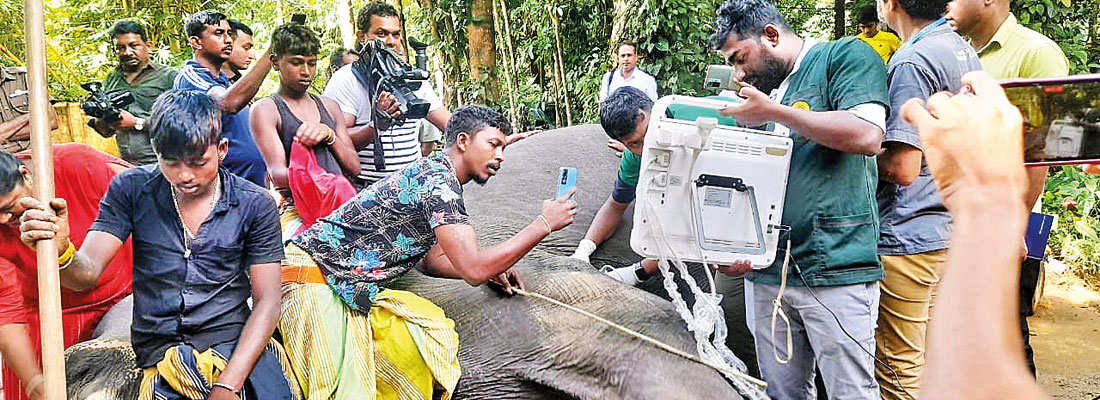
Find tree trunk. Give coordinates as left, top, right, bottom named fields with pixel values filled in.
left=336, top=0, right=355, bottom=49
left=1090, top=1, right=1099, bottom=72
left=548, top=4, right=572, bottom=126
left=833, top=0, right=845, bottom=39
left=417, top=0, right=455, bottom=108
left=468, top=0, right=499, bottom=103
left=494, top=0, right=520, bottom=130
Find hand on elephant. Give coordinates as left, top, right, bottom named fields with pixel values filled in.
left=606, top=139, right=625, bottom=158
left=540, top=189, right=578, bottom=232
left=488, top=268, right=525, bottom=295
left=713, top=260, right=753, bottom=277
left=506, top=129, right=542, bottom=146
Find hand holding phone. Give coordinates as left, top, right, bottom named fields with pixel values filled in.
left=556, top=167, right=577, bottom=201
left=1001, top=74, right=1100, bottom=166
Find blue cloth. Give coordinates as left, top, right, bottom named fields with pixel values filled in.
left=610, top=176, right=636, bottom=204
left=877, top=23, right=983, bottom=255
left=90, top=166, right=284, bottom=367
left=293, top=153, right=470, bottom=311
left=174, top=60, right=267, bottom=187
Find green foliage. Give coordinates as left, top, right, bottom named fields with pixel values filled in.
left=1011, top=0, right=1097, bottom=73
left=1042, top=166, right=1100, bottom=278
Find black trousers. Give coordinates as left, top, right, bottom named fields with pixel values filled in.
left=1018, top=257, right=1042, bottom=376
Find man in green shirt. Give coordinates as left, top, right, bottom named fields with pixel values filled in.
left=91, top=20, right=177, bottom=165
left=947, top=0, right=1069, bottom=376
left=711, top=0, right=888, bottom=397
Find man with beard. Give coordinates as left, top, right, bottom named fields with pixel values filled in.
left=222, top=20, right=256, bottom=83
left=174, top=10, right=272, bottom=187
left=710, top=0, right=889, bottom=398
left=280, top=105, right=577, bottom=398
left=90, top=20, right=177, bottom=165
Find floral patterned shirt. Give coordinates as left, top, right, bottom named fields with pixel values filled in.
left=293, top=154, right=469, bottom=310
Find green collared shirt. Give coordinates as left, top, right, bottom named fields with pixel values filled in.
left=976, top=13, right=1069, bottom=80
left=102, top=63, right=177, bottom=165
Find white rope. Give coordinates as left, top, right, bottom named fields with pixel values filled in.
left=512, top=287, right=768, bottom=389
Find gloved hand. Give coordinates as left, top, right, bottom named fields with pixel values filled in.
left=569, top=239, right=598, bottom=263
left=602, top=262, right=644, bottom=286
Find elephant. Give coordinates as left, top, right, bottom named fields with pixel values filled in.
left=62, top=125, right=760, bottom=399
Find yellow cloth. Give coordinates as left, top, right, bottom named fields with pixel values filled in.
left=858, top=31, right=901, bottom=64
left=976, top=13, right=1069, bottom=80
left=138, top=345, right=229, bottom=400
left=137, top=340, right=300, bottom=400
left=874, top=250, right=947, bottom=400
left=280, top=242, right=461, bottom=400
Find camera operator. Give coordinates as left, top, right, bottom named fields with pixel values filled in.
left=89, top=21, right=177, bottom=166
left=322, top=2, right=452, bottom=187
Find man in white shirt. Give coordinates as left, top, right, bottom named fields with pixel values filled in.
left=323, top=2, right=451, bottom=187
left=598, top=42, right=659, bottom=102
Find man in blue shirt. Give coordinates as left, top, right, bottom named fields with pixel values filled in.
left=19, top=90, right=293, bottom=400
left=875, top=1, right=982, bottom=398
left=174, top=10, right=271, bottom=187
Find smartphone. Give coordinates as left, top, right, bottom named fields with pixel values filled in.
left=556, top=167, right=577, bottom=201
left=705, top=65, right=742, bottom=92
left=291, top=13, right=307, bottom=24
left=1001, top=74, right=1100, bottom=166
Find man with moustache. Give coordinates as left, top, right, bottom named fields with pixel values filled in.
left=710, top=0, right=889, bottom=398
left=91, top=20, right=177, bottom=165
left=174, top=10, right=273, bottom=187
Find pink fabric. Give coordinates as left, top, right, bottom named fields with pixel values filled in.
left=288, top=141, right=357, bottom=235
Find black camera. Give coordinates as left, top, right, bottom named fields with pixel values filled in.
left=351, top=40, right=430, bottom=126
left=81, top=81, right=134, bottom=133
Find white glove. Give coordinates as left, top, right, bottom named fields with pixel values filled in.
left=569, top=239, right=598, bottom=263
left=602, top=262, right=643, bottom=286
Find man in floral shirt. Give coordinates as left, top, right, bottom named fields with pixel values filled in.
left=278, top=105, right=578, bottom=399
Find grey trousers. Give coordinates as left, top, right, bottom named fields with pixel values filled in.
left=751, top=281, right=881, bottom=400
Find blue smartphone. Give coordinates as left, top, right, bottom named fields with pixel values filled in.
left=556, top=167, right=577, bottom=201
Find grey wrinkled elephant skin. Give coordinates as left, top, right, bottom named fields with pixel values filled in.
left=62, top=125, right=746, bottom=399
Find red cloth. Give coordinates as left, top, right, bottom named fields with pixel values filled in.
left=0, top=143, right=134, bottom=400
left=288, top=141, right=356, bottom=235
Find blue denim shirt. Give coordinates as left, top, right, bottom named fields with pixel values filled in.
left=91, top=166, right=283, bottom=367
left=877, top=23, right=983, bottom=255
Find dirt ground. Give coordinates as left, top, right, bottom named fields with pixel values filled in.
left=1032, top=260, right=1100, bottom=399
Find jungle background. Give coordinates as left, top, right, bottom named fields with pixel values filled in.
left=2, top=0, right=1100, bottom=298
left=1, top=0, right=1100, bottom=396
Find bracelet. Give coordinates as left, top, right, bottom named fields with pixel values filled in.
left=324, top=130, right=337, bottom=145
left=212, top=382, right=240, bottom=397
left=25, top=375, right=43, bottom=396
left=57, top=239, right=75, bottom=270
left=536, top=214, right=552, bottom=235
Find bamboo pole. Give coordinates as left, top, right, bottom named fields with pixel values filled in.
left=492, top=0, right=518, bottom=129
left=23, top=0, right=67, bottom=398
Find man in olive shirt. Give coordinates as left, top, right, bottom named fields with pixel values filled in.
left=947, top=0, right=1069, bottom=376
left=91, top=20, right=177, bottom=165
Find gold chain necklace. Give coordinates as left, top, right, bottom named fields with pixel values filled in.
left=169, top=175, right=220, bottom=259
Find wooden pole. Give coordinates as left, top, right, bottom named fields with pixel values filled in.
left=23, top=0, right=67, bottom=399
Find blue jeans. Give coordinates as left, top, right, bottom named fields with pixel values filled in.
left=751, top=281, right=881, bottom=400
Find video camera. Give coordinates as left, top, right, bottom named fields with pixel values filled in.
left=81, top=81, right=133, bottom=132
left=351, top=40, right=430, bottom=126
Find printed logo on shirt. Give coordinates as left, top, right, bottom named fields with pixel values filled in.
left=792, top=101, right=811, bottom=111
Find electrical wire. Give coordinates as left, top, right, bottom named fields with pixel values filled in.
left=788, top=260, right=916, bottom=399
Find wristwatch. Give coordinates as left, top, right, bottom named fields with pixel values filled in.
left=134, top=117, right=145, bottom=131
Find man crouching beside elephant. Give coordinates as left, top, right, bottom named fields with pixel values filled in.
left=279, top=105, right=579, bottom=399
